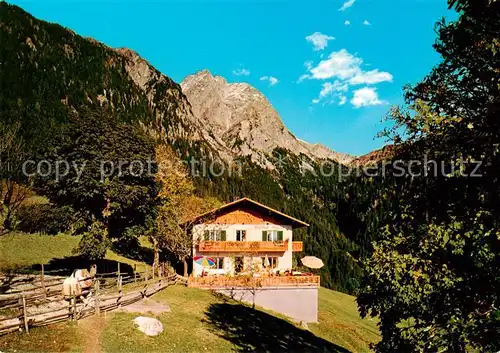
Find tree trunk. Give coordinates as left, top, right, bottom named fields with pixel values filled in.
left=183, top=258, right=188, bottom=277
left=153, top=238, right=160, bottom=277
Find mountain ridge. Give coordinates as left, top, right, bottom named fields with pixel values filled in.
left=0, top=2, right=381, bottom=292
left=181, top=69, right=356, bottom=167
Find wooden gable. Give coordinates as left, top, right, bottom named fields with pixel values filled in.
left=182, top=197, right=309, bottom=229
left=204, top=205, right=283, bottom=225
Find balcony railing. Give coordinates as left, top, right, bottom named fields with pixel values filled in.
left=188, top=275, right=320, bottom=288
left=198, top=241, right=304, bottom=252
left=292, top=241, right=303, bottom=252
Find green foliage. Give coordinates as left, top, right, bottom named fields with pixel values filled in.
left=17, top=204, right=76, bottom=235
left=192, top=150, right=367, bottom=292
left=35, top=106, right=159, bottom=240
left=358, top=0, right=500, bottom=351
left=0, top=2, right=379, bottom=293
left=74, top=221, right=109, bottom=260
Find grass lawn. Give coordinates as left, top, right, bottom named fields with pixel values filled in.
left=0, top=232, right=149, bottom=273
left=0, top=233, right=82, bottom=271
left=0, top=285, right=378, bottom=352
left=100, top=285, right=378, bottom=353
left=0, top=233, right=380, bottom=352
left=310, top=288, right=380, bottom=352
left=0, top=322, right=83, bottom=353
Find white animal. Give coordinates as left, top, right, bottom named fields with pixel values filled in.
left=62, top=276, right=81, bottom=297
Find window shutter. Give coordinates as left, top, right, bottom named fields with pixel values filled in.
left=204, top=230, right=209, bottom=241
left=277, top=231, right=283, bottom=241
left=262, top=230, right=267, bottom=241
left=221, top=230, right=227, bottom=241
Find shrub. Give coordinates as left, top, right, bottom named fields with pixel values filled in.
left=74, top=221, right=109, bottom=260
left=17, top=204, right=75, bottom=235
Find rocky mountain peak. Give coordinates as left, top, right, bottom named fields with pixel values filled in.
left=181, top=70, right=354, bottom=167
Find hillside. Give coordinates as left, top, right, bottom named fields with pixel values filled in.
left=0, top=232, right=379, bottom=352
left=0, top=3, right=204, bottom=149
left=0, top=3, right=383, bottom=293
left=0, top=285, right=379, bottom=353
left=0, top=233, right=149, bottom=273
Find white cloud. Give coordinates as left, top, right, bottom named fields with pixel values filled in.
left=304, top=49, right=393, bottom=106
left=351, top=87, right=386, bottom=108
left=344, top=20, right=351, bottom=26
left=297, top=74, right=310, bottom=83
left=305, top=32, right=335, bottom=51
left=312, top=81, right=350, bottom=105
left=363, top=20, right=371, bottom=26
left=319, top=81, right=349, bottom=98
left=306, top=49, right=393, bottom=85
left=312, top=99, right=320, bottom=104
left=304, top=60, right=313, bottom=70
left=232, top=68, right=250, bottom=76
left=339, top=0, right=355, bottom=11
left=309, top=49, right=362, bottom=80
left=260, top=76, right=279, bottom=86
left=349, top=69, right=393, bottom=85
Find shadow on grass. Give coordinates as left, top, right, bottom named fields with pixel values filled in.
left=204, top=303, right=351, bottom=352
left=0, top=257, right=134, bottom=293
left=111, top=241, right=154, bottom=265
left=31, top=256, right=134, bottom=276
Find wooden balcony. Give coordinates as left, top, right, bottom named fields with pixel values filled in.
left=188, top=275, right=320, bottom=288
left=198, top=241, right=304, bottom=253
left=292, top=241, right=303, bottom=252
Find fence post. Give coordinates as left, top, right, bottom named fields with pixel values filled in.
left=117, top=263, right=121, bottom=291
left=22, top=292, right=29, bottom=334
left=72, top=295, right=77, bottom=322
left=40, top=264, right=46, bottom=298
left=90, top=264, right=97, bottom=277
left=94, top=280, right=100, bottom=316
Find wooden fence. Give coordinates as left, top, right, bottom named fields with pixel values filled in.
left=0, top=267, right=183, bottom=336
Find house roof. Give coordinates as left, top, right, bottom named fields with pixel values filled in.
left=181, top=197, right=309, bottom=229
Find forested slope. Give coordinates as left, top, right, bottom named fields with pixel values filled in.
left=0, top=3, right=384, bottom=293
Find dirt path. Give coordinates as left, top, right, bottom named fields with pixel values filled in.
left=80, top=315, right=107, bottom=353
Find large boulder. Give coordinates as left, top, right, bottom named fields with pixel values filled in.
left=132, top=316, right=163, bottom=336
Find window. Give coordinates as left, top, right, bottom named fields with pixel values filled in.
left=204, top=230, right=227, bottom=241
left=262, top=230, right=283, bottom=241
left=214, top=257, right=224, bottom=270
left=236, top=230, right=246, bottom=241
left=262, top=257, right=279, bottom=269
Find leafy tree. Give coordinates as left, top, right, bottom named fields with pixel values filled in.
left=36, top=106, right=158, bottom=259
left=154, top=144, right=220, bottom=276
left=0, top=1, right=386, bottom=292
left=358, top=0, right=500, bottom=351
left=0, top=121, right=32, bottom=234
left=74, top=221, right=109, bottom=261
left=17, top=204, right=77, bottom=235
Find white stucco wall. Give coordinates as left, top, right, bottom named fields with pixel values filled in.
left=192, top=223, right=294, bottom=277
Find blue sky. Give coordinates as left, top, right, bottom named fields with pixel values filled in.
left=11, top=0, right=454, bottom=156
